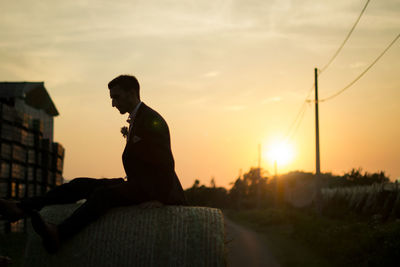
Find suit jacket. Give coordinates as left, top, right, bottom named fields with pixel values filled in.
left=122, top=102, right=186, bottom=205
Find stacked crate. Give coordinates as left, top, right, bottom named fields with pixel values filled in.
left=0, top=103, right=65, bottom=233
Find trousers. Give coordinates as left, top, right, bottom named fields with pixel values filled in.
left=19, top=177, right=143, bottom=241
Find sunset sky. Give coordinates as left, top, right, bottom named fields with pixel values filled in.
left=1, top=0, right=399, bottom=188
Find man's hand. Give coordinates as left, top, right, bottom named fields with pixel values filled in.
left=138, top=201, right=164, bottom=209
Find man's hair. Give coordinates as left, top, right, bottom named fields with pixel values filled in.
left=108, top=75, right=140, bottom=99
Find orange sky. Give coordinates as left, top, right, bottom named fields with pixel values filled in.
left=1, top=0, right=399, bottom=188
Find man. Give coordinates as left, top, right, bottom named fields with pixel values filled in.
left=0, top=75, right=186, bottom=253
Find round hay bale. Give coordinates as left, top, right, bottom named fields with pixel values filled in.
left=23, top=204, right=225, bottom=267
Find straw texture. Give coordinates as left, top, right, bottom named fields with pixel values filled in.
left=23, top=204, right=225, bottom=267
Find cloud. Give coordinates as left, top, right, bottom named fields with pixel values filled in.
left=223, top=105, right=247, bottom=111
left=262, top=96, right=282, bottom=103
left=349, top=62, right=366, bottom=69
left=203, top=71, right=220, bottom=77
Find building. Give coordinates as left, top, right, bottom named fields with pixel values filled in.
left=0, top=82, right=65, bottom=233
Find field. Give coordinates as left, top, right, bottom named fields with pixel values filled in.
left=225, top=207, right=400, bottom=267
left=319, top=183, right=400, bottom=220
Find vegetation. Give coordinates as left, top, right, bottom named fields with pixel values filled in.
left=184, top=167, right=392, bottom=211
left=320, top=183, right=400, bottom=220
left=225, top=207, right=400, bottom=267
left=186, top=167, right=399, bottom=266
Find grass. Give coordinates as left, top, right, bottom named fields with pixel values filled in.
left=224, top=207, right=400, bottom=267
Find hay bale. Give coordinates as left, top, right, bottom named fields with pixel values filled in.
left=23, top=204, right=225, bottom=267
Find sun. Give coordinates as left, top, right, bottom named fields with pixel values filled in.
left=265, top=141, right=294, bottom=167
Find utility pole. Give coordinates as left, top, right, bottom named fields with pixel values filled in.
left=257, top=144, right=261, bottom=208
left=258, top=143, right=261, bottom=176
left=315, top=68, right=321, bottom=175
left=314, top=68, right=323, bottom=215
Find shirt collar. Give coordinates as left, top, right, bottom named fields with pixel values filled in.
left=128, top=101, right=142, bottom=122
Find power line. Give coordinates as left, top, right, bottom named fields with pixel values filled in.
left=318, top=33, right=400, bottom=102
left=319, top=0, right=371, bottom=74
left=288, top=102, right=309, bottom=141
left=283, top=0, right=371, bottom=141
left=283, top=81, right=314, bottom=144
left=285, top=101, right=307, bottom=141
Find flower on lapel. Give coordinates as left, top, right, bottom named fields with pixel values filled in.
left=121, top=126, right=129, bottom=139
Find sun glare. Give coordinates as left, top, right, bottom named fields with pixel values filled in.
left=265, top=141, right=294, bottom=167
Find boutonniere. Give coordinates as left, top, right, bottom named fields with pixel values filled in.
left=121, top=126, right=129, bottom=139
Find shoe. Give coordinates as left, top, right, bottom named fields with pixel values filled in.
left=31, top=211, right=61, bottom=254
left=0, top=199, right=25, bottom=222
left=0, top=255, right=12, bottom=266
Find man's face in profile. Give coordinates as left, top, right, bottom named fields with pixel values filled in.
left=109, top=85, right=134, bottom=114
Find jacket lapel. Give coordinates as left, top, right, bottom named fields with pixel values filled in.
left=127, top=102, right=146, bottom=144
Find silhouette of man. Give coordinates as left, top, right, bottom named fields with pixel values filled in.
left=0, top=75, right=186, bottom=253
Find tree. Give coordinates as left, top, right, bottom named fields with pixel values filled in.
left=210, top=177, right=216, bottom=188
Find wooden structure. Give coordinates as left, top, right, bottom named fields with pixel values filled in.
left=0, top=82, right=65, bottom=233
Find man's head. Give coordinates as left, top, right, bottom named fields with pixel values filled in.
left=108, top=75, right=140, bottom=114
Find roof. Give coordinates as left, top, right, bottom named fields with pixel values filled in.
left=0, top=82, right=59, bottom=116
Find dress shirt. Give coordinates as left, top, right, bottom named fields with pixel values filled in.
left=127, top=101, right=143, bottom=140
left=128, top=101, right=143, bottom=126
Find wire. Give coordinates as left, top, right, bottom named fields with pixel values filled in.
left=283, top=0, right=371, bottom=141
left=285, top=101, right=307, bottom=141
left=283, top=80, right=315, bottom=144
left=283, top=80, right=315, bottom=141
left=319, top=0, right=371, bottom=74
left=318, top=33, right=400, bottom=102
left=287, top=102, right=309, bottom=141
